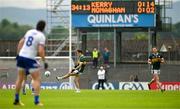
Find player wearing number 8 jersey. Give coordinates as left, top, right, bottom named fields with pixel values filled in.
left=18, top=29, right=45, bottom=59
left=14, top=20, right=48, bottom=106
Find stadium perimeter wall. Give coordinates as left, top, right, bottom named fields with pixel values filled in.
left=0, top=58, right=180, bottom=89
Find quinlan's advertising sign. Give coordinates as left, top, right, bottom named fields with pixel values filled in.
left=72, top=14, right=155, bottom=27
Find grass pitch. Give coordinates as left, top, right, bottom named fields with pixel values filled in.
left=0, top=90, right=180, bottom=109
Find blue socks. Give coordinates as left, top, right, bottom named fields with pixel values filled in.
left=15, top=93, right=19, bottom=102
left=15, top=92, right=40, bottom=104
left=34, top=95, right=39, bottom=104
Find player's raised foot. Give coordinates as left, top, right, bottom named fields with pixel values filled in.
left=13, top=101, right=25, bottom=106
left=56, top=76, right=63, bottom=81
left=35, top=102, right=44, bottom=106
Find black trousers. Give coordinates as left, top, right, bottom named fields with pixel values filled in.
left=97, top=79, right=105, bottom=89
left=93, top=58, right=98, bottom=67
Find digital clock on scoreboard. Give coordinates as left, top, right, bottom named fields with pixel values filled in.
left=72, top=0, right=155, bottom=14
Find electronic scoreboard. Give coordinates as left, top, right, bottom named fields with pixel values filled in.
left=72, top=0, right=156, bottom=28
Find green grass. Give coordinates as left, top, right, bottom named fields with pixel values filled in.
left=0, top=90, right=180, bottom=109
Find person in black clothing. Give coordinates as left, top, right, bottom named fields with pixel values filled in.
left=134, top=75, right=139, bottom=82
left=148, top=47, right=165, bottom=92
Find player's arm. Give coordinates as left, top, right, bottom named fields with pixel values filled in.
left=38, top=44, right=48, bottom=69
left=161, top=57, right=165, bottom=63
left=148, top=58, right=152, bottom=64
left=17, top=38, right=25, bottom=54
left=38, top=44, right=45, bottom=62
left=148, top=55, right=152, bottom=64
left=38, top=35, right=48, bottom=69
left=74, top=62, right=83, bottom=70
left=159, top=54, right=165, bottom=63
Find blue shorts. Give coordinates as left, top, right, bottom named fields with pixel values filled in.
left=16, top=56, right=40, bottom=75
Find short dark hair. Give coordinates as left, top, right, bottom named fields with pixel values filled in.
left=77, top=49, right=83, bottom=54
left=36, top=20, right=46, bottom=31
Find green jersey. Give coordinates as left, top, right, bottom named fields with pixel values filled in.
left=149, top=53, right=163, bottom=70
left=75, top=55, right=86, bottom=73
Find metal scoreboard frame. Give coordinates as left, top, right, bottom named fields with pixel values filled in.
left=71, top=0, right=156, bottom=28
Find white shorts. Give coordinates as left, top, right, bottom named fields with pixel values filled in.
left=151, top=70, right=160, bottom=74
left=71, top=69, right=82, bottom=75
left=73, top=70, right=79, bottom=74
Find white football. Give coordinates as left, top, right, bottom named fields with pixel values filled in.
left=44, top=71, right=51, bottom=77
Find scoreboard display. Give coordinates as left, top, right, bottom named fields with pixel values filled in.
left=72, top=0, right=156, bottom=28
left=72, top=0, right=155, bottom=14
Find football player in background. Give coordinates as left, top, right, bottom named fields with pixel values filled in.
left=148, top=47, right=165, bottom=92
left=56, top=50, right=86, bottom=93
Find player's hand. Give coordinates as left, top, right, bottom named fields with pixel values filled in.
left=44, top=62, right=48, bottom=69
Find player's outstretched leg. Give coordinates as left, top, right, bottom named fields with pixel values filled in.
left=56, top=70, right=74, bottom=81
left=56, top=73, right=70, bottom=80
left=13, top=70, right=25, bottom=106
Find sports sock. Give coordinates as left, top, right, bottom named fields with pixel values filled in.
left=15, top=93, right=19, bottom=102
left=34, top=95, right=39, bottom=104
